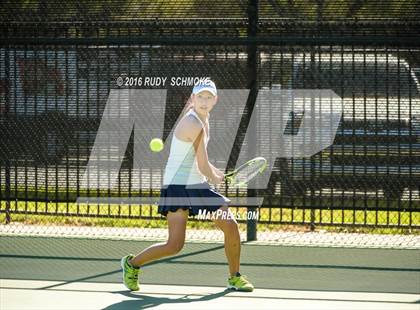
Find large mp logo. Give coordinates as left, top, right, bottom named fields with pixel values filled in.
left=78, top=89, right=342, bottom=202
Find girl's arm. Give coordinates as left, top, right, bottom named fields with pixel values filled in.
left=176, top=114, right=223, bottom=184
left=183, top=118, right=223, bottom=184
left=193, top=130, right=224, bottom=184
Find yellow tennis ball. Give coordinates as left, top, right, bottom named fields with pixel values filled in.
left=149, top=138, right=164, bottom=152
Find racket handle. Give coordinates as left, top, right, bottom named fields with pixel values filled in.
left=224, top=174, right=234, bottom=184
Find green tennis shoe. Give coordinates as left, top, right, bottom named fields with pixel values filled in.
left=121, top=254, right=141, bottom=291
left=227, top=272, right=254, bottom=292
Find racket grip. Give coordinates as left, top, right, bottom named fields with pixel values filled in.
left=224, top=175, right=233, bottom=184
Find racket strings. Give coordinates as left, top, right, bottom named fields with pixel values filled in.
left=225, top=157, right=267, bottom=187
left=235, top=163, right=264, bottom=183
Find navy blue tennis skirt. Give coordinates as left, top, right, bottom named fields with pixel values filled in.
left=157, top=182, right=231, bottom=217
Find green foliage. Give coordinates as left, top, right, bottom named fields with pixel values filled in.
left=1, top=200, right=419, bottom=234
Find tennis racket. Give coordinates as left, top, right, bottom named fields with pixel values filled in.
left=224, top=157, right=267, bottom=188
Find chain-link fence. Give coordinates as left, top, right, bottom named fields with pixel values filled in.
left=1, top=1, right=419, bottom=247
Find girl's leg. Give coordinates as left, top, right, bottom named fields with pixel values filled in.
left=212, top=206, right=241, bottom=276
left=129, top=208, right=189, bottom=267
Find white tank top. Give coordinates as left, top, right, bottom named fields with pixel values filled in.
left=163, top=109, right=209, bottom=185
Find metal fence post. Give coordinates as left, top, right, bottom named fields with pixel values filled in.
left=4, top=46, right=11, bottom=224
left=246, top=0, right=258, bottom=241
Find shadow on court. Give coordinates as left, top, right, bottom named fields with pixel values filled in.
left=103, top=290, right=231, bottom=310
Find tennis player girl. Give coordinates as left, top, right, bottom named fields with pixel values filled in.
left=121, top=80, right=254, bottom=292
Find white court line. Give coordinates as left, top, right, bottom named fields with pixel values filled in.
left=1, top=279, right=419, bottom=310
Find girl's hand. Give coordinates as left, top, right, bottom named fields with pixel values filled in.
left=213, top=168, right=224, bottom=178
left=210, top=174, right=224, bottom=185
left=209, top=165, right=224, bottom=184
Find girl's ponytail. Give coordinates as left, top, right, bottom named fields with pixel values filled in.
left=181, top=95, right=194, bottom=117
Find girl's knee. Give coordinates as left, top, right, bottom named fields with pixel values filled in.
left=220, top=219, right=239, bottom=234
left=165, top=240, right=185, bottom=255
left=228, top=220, right=239, bottom=233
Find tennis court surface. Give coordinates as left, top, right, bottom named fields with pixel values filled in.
left=1, top=236, right=419, bottom=310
